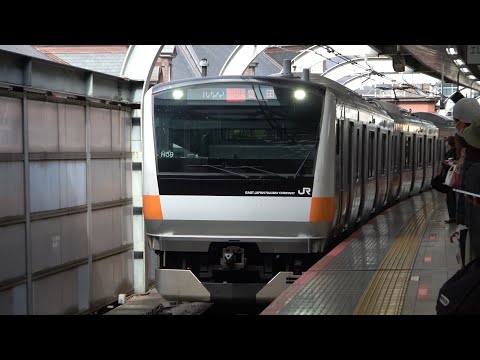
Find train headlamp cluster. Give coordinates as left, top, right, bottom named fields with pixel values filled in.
left=172, top=90, right=184, bottom=99
left=294, top=89, right=306, bottom=100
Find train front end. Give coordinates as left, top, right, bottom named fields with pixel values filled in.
left=142, top=76, right=336, bottom=303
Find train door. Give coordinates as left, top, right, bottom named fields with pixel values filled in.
left=401, top=134, right=413, bottom=199
left=411, top=134, right=424, bottom=194
left=437, top=137, right=445, bottom=169
left=390, top=131, right=402, bottom=202
left=422, top=136, right=433, bottom=191
left=360, top=124, right=376, bottom=221
left=375, top=129, right=388, bottom=212
left=343, top=120, right=355, bottom=230
left=348, top=122, right=363, bottom=227
left=333, top=116, right=344, bottom=237
left=385, top=129, right=392, bottom=205
left=432, top=135, right=438, bottom=179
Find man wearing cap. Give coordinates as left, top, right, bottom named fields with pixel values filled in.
left=454, top=98, right=480, bottom=262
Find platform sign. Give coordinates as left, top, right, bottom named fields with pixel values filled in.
left=466, top=45, right=480, bottom=65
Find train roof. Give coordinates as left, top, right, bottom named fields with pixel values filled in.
left=368, top=100, right=437, bottom=129
left=412, top=112, right=456, bottom=129
left=150, top=74, right=321, bottom=95
left=151, top=74, right=438, bottom=133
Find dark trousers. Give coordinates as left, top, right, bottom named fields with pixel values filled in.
left=447, top=189, right=457, bottom=220
left=459, top=229, right=467, bottom=267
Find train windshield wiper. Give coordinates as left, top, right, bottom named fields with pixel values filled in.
left=226, top=166, right=287, bottom=179
left=293, top=144, right=317, bottom=179
left=186, top=164, right=249, bottom=178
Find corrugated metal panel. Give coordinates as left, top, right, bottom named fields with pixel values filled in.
left=90, top=159, right=122, bottom=203
left=30, top=160, right=87, bottom=212
left=33, top=265, right=89, bottom=314
left=125, top=158, right=132, bottom=199
left=0, top=162, right=24, bottom=218
left=0, top=96, right=23, bottom=153
left=92, top=251, right=133, bottom=307
left=59, top=104, right=85, bottom=152
left=91, top=159, right=111, bottom=203
left=120, top=158, right=126, bottom=199
left=111, top=110, right=123, bottom=152
left=32, top=213, right=87, bottom=273
left=59, top=161, right=86, bottom=208
left=28, top=101, right=59, bottom=152
left=61, top=213, right=88, bottom=264
left=112, top=159, right=122, bottom=200
left=90, top=107, right=111, bottom=152
left=92, top=207, right=121, bottom=255
left=30, top=160, right=86, bottom=213
left=0, top=224, right=26, bottom=282
left=113, top=250, right=133, bottom=294
left=0, top=284, right=27, bottom=315
left=30, top=161, right=60, bottom=212
left=91, top=207, right=110, bottom=255
left=31, top=217, right=61, bottom=272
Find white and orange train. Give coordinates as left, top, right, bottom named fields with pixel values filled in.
left=141, top=73, right=441, bottom=303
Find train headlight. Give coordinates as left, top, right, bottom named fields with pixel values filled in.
left=294, top=89, right=306, bottom=100
left=172, top=90, right=184, bottom=99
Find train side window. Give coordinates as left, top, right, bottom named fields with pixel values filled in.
left=427, top=138, right=432, bottom=166
left=349, top=121, right=354, bottom=181
left=356, top=128, right=360, bottom=181
left=405, top=136, right=411, bottom=170
left=437, top=139, right=443, bottom=163
left=392, top=135, right=397, bottom=173
left=336, top=104, right=343, bottom=119
left=368, top=130, right=374, bottom=178
left=418, top=137, right=423, bottom=168
left=381, top=133, right=386, bottom=175
left=399, top=132, right=404, bottom=171
left=336, top=119, right=340, bottom=155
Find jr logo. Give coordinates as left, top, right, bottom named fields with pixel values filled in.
left=298, top=187, right=312, bottom=196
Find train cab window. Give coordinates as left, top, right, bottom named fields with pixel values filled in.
left=152, top=81, right=325, bottom=177
left=368, top=130, right=375, bottom=178
left=405, top=136, right=411, bottom=170
left=381, top=133, right=386, bottom=175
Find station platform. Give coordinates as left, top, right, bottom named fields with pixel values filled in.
left=261, top=190, right=461, bottom=315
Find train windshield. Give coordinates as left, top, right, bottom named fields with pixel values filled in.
left=153, top=81, right=324, bottom=177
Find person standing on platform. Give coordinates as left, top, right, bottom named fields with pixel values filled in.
left=443, top=136, right=457, bottom=223
left=455, top=98, right=480, bottom=262
left=448, top=100, right=477, bottom=265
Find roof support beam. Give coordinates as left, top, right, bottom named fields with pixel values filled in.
left=120, top=45, right=165, bottom=295
left=219, top=45, right=270, bottom=75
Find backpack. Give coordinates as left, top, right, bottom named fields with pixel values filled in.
left=431, top=173, right=449, bottom=194
left=436, top=258, right=480, bottom=315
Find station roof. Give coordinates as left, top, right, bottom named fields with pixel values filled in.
left=370, top=45, right=480, bottom=92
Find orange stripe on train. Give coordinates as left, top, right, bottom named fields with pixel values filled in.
left=309, top=197, right=335, bottom=222
left=143, top=195, right=163, bottom=220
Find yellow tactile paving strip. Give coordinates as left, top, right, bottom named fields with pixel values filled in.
left=353, top=196, right=438, bottom=315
